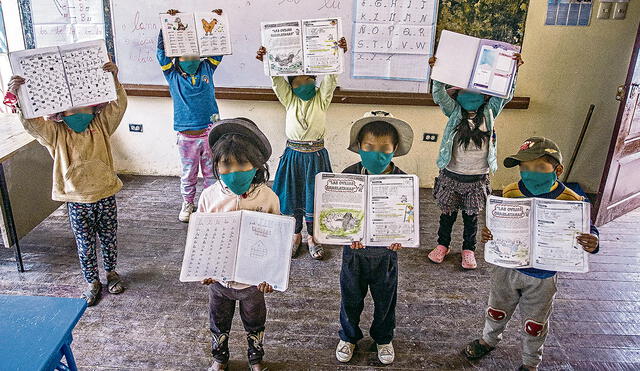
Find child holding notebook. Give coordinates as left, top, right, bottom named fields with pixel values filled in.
left=198, top=118, right=278, bottom=371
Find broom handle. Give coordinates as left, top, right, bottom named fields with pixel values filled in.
left=564, top=104, right=595, bottom=182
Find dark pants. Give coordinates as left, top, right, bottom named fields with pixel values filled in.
left=437, top=211, right=478, bottom=251
left=294, top=214, right=314, bottom=236
left=339, top=246, right=398, bottom=345
left=208, top=283, right=267, bottom=365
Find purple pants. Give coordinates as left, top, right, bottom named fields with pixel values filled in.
left=177, top=130, right=215, bottom=203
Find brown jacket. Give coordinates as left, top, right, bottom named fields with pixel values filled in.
left=20, top=82, right=128, bottom=203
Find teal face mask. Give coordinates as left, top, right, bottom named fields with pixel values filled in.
left=180, top=60, right=201, bottom=75
left=220, top=169, right=257, bottom=196
left=520, top=171, right=558, bottom=196
left=62, top=113, right=94, bottom=133
left=359, top=150, right=394, bottom=175
left=293, top=83, right=317, bottom=101
left=456, top=92, right=485, bottom=111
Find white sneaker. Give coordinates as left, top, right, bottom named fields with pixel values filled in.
left=377, top=342, right=395, bottom=365
left=178, top=201, right=195, bottom=222
left=335, top=340, right=355, bottom=363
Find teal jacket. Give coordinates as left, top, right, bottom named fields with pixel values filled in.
left=432, top=80, right=515, bottom=174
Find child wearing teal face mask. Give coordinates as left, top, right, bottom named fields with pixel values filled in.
left=464, top=136, right=599, bottom=371
left=336, top=111, right=413, bottom=366
left=196, top=118, right=279, bottom=371
left=427, top=54, right=524, bottom=270
left=9, top=62, right=128, bottom=307
left=255, top=38, right=347, bottom=260
left=157, top=9, right=225, bottom=223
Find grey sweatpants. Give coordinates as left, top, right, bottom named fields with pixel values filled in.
left=482, top=266, right=557, bottom=367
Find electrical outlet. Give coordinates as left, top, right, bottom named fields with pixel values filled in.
left=597, top=2, right=612, bottom=19
left=423, top=133, right=438, bottom=142
left=129, top=123, right=143, bottom=133
left=612, top=2, right=628, bottom=20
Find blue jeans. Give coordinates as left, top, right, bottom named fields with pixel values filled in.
left=339, top=246, right=398, bottom=345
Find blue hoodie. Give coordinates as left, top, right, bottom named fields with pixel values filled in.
left=157, top=31, right=223, bottom=132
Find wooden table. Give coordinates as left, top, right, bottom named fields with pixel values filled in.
left=0, top=114, right=36, bottom=272
left=0, top=295, right=87, bottom=371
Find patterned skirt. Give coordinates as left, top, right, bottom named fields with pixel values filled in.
left=433, top=169, right=491, bottom=215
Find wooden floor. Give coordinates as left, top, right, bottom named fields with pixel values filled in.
left=1, top=175, right=639, bottom=370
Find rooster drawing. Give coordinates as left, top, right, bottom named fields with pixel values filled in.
left=201, top=18, right=218, bottom=36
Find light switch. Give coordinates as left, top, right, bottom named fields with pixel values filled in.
left=612, top=2, right=628, bottom=20
left=597, top=2, right=613, bottom=19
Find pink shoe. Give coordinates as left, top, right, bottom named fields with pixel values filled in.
left=428, top=245, right=450, bottom=264
left=461, top=250, right=477, bottom=269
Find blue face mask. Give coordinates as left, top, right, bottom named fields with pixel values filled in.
left=293, top=83, right=317, bottom=101
left=359, top=150, right=394, bottom=175
left=220, top=169, right=257, bottom=196
left=456, top=92, right=485, bottom=111
left=63, top=113, right=94, bottom=133
left=520, top=171, right=558, bottom=196
left=180, top=60, right=201, bottom=75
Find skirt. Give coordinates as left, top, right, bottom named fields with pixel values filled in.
left=272, top=140, right=332, bottom=222
left=433, top=169, right=491, bottom=215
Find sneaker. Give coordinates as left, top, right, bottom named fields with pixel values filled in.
left=377, top=343, right=395, bottom=365
left=428, top=244, right=450, bottom=264
left=179, top=201, right=195, bottom=222
left=335, top=340, right=355, bottom=363
left=292, top=233, right=302, bottom=258
left=461, top=250, right=477, bottom=269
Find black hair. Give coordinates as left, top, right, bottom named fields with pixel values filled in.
left=287, top=75, right=316, bottom=85
left=451, top=91, right=491, bottom=150
left=540, top=154, right=561, bottom=168
left=357, top=121, right=400, bottom=147
left=210, top=134, right=270, bottom=185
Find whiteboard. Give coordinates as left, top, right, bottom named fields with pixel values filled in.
left=110, top=0, right=434, bottom=92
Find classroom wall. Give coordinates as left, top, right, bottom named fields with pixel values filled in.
left=112, top=1, right=639, bottom=192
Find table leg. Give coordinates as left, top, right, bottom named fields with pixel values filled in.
left=61, top=342, right=78, bottom=371
left=0, top=163, right=23, bottom=272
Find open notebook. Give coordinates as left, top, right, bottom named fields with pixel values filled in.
left=9, top=40, right=116, bottom=119
left=179, top=211, right=295, bottom=291
left=160, top=12, right=233, bottom=56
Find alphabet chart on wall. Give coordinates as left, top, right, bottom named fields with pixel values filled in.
left=10, top=39, right=116, bottom=119
left=26, top=0, right=106, bottom=47
left=180, top=211, right=295, bottom=291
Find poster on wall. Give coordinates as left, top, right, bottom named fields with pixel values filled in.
left=545, top=0, right=593, bottom=26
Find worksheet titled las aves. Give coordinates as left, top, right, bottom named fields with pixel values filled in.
left=180, top=211, right=295, bottom=291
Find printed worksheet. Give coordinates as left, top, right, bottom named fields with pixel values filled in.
left=9, top=40, right=116, bottom=119
left=302, top=18, right=343, bottom=75
left=180, top=211, right=295, bottom=291
left=314, top=173, right=420, bottom=247
left=194, top=12, right=232, bottom=55
left=431, top=30, right=520, bottom=98
left=160, top=12, right=233, bottom=57
left=262, top=18, right=344, bottom=76
left=485, top=196, right=591, bottom=273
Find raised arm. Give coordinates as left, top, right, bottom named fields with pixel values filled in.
left=271, top=76, right=294, bottom=108
left=318, top=74, right=338, bottom=110
left=432, top=80, right=459, bottom=117
left=9, top=76, right=58, bottom=147
left=486, top=53, right=524, bottom=117
left=156, top=30, right=175, bottom=74
left=95, top=63, right=128, bottom=136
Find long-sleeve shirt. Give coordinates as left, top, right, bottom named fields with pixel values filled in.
left=271, top=74, right=337, bottom=141
left=19, top=82, right=128, bottom=203
left=432, top=80, right=516, bottom=173
left=502, top=180, right=600, bottom=279
left=157, top=31, right=222, bottom=132
left=197, top=181, right=281, bottom=289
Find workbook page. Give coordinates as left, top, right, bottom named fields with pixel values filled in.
left=59, top=40, right=116, bottom=108
left=179, top=212, right=241, bottom=283
left=430, top=30, right=479, bottom=89
left=194, top=12, right=232, bottom=56
left=531, top=199, right=590, bottom=273
left=302, top=18, right=343, bottom=75
left=233, top=211, right=295, bottom=291
left=485, top=196, right=533, bottom=268
left=366, top=175, right=420, bottom=247
left=469, top=39, right=519, bottom=98
left=261, top=20, right=304, bottom=76
left=160, top=13, right=199, bottom=57
left=314, top=173, right=367, bottom=245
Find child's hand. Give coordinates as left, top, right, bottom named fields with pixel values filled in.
left=102, top=61, right=118, bottom=78
left=8, top=76, right=25, bottom=94
left=513, top=53, right=524, bottom=70
left=338, top=37, right=348, bottom=53
left=388, top=243, right=402, bottom=251
left=256, top=46, right=267, bottom=62
left=577, top=233, right=598, bottom=253
left=428, top=56, right=437, bottom=68
left=201, top=278, right=217, bottom=285
left=350, top=241, right=365, bottom=249
left=480, top=227, right=493, bottom=243
left=167, top=9, right=180, bottom=16
left=212, top=9, right=223, bottom=15
left=257, top=281, right=274, bottom=294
